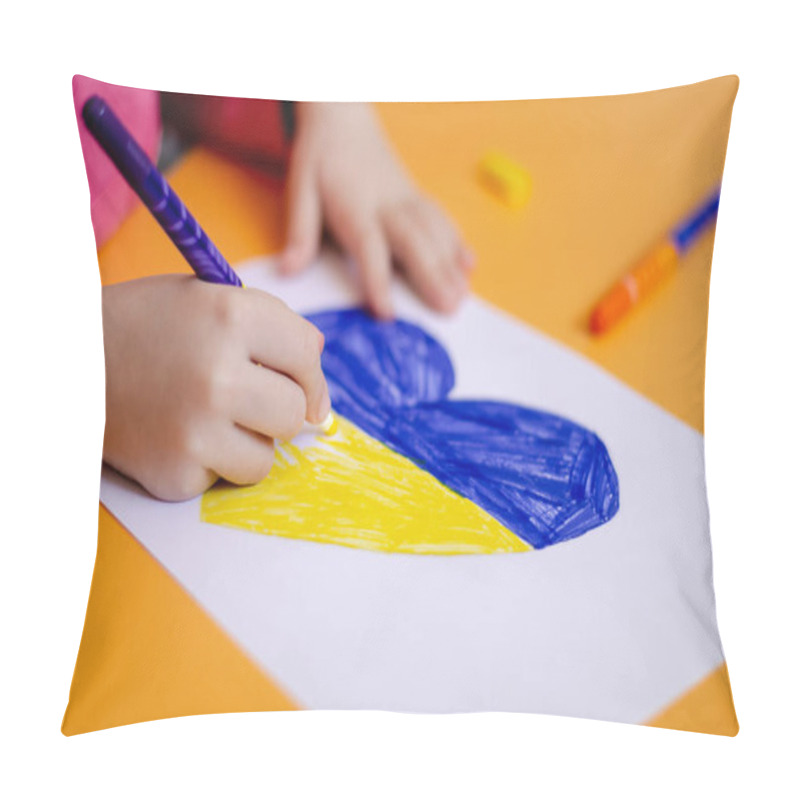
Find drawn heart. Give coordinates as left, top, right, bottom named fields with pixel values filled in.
left=307, top=308, right=620, bottom=549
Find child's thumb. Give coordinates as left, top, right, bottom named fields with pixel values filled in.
left=280, top=159, right=322, bottom=275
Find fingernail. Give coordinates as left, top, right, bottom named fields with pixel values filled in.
left=452, top=272, right=468, bottom=296
left=368, top=296, right=392, bottom=320
left=317, top=383, right=332, bottom=423
left=441, top=278, right=466, bottom=313
left=440, top=291, right=460, bottom=314
left=280, top=245, right=301, bottom=273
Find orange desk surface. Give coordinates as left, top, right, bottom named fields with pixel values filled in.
left=64, top=77, right=738, bottom=735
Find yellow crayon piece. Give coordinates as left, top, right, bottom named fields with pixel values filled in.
left=319, top=410, right=338, bottom=436
left=478, top=151, right=533, bottom=209
left=302, top=410, right=338, bottom=437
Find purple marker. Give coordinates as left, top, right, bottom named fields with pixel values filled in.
left=82, top=95, right=243, bottom=287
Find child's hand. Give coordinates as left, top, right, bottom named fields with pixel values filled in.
left=102, top=276, right=330, bottom=501
left=280, top=103, right=474, bottom=319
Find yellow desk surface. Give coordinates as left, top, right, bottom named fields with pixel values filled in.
left=63, top=77, right=738, bottom=736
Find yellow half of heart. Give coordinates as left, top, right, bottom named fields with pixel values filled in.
left=201, top=416, right=529, bottom=555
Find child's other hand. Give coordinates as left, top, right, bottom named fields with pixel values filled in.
left=280, top=103, right=474, bottom=319
left=102, top=276, right=330, bottom=501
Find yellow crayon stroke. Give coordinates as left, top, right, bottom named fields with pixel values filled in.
left=201, top=417, right=529, bottom=555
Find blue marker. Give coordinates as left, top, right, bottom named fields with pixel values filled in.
left=83, top=95, right=338, bottom=435
left=82, top=94, right=243, bottom=287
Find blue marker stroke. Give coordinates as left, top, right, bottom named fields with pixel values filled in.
left=307, top=309, right=620, bottom=549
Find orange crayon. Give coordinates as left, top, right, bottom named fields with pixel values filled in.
left=589, top=189, right=721, bottom=336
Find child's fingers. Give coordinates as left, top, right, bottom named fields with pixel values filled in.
left=384, top=205, right=466, bottom=313
left=337, top=218, right=394, bottom=319
left=384, top=209, right=457, bottom=311
left=412, top=199, right=473, bottom=280
left=242, top=291, right=330, bottom=423
left=357, top=229, right=394, bottom=320
left=207, top=424, right=276, bottom=487
left=457, top=242, right=476, bottom=272
left=233, top=365, right=308, bottom=442
left=280, top=152, right=322, bottom=275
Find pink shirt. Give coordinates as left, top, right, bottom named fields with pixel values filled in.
left=73, top=76, right=291, bottom=249
left=73, top=75, right=162, bottom=248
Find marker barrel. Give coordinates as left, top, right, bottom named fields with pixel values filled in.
left=589, top=240, right=679, bottom=335
left=82, top=95, right=242, bottom=287
left=588, top=188, right=721, bottom=335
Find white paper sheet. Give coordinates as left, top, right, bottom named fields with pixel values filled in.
left=100, top=253, right=724, bottom=723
